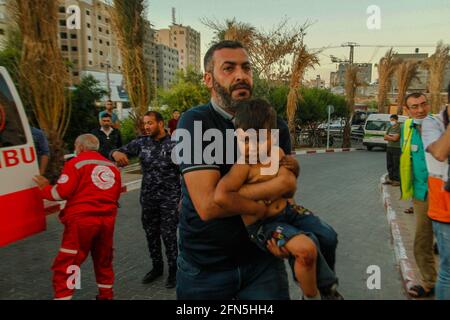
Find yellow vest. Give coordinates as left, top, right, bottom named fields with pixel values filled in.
left=400, top=119, right=413, bottom=200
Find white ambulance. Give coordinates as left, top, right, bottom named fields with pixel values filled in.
left=363, top=113, right=408, bottom=151
left=0, top=67, right=45, bottom=247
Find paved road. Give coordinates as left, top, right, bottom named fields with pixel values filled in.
left=294, top=150, right=405, bottom=299
left=0, top=150, right=405, bottom=300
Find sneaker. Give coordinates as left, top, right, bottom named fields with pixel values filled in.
left=165, top=267, right=177, bottom=289
left=320, top=284, right=344, bottom=300
left=142, top=266, right=163, bottom=284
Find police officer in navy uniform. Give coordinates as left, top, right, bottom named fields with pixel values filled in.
left=111, top=111, right=180, bottom=288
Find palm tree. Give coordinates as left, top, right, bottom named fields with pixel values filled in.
left=286, top=44, right=320, bottom=149
left=395, top=60, right=420, bottom=115
left=424, top=41, right=450, bottom=113
left=110, top=0, right=150, bottom=130
left=13, top=0, right=70, bottom=181
left=377, top=48, right=400, bottom=113
left=343, top=65, right=363, bottom=148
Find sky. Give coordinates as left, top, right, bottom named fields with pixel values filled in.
left=147, top=0, right=450, bottom=84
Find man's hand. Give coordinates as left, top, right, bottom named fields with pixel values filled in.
left=112, top=151, right=129, bottom=167
left=280, top=155, right=300, bottom=177
left=266, top=239, right=290, bottom=259
left=33, top=175, right=50, bottom=190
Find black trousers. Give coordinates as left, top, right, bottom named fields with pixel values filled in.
left=386, top=147, right=401, bottom=182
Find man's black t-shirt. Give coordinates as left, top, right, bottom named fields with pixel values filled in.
left=176, top=102, right=292, bottom=270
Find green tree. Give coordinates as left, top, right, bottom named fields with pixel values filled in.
left=155, top=67, right=210, bottom=120
left=64, top=75, right=107, bottom=150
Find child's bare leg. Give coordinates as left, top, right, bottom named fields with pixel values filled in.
left=284, top=234, right=319, bottom=298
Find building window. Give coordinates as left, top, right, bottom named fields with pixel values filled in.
left=70, top=33, right=77, bottom=39
left=86, top=10, right=90, bottom=16
left=89, top=61, right=93, bottom=65
left=59, top=6, right=66, bottom=13
left=105, top=18, right=110, bottom=24
left=106, top=30, right=110, bottom=35
left=87, top=23, right=91, bottom=28
left=100, top=51, right=104, bottom=56
left=61, top=45, right=68, bottom=51
left=73, top=72, right=79, bottom=77
left=88, top=48, right=92, bottom=53
left=99, top=27, right=102, bottom=32
left=60, top=32, right=68, bottom=39
left=59, top=20, right=66, bottom=27
left=99, top=39, right=103, bottom=44
left=98, top=15, right=102, bottom=20
left=71, top=46, right=78, bottom=52
left=100, top=63, right=104, bottom=68
left=88, top=36, right=92, bottom=41
left=106, top=41, right=110, bottom=46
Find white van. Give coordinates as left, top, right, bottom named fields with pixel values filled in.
left=0, top=67, right=46, bottom=247
left=363, top=113, right=408, bottom=151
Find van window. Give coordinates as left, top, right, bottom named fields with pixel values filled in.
left=366, top=120, right=388, bottom=131
left=0, top=74, right=26, bottom=148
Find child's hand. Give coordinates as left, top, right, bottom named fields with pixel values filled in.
left=266, top=239, right=289, bottom=259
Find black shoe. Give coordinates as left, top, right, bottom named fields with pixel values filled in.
left=142, top=267, right=163, bottom=284
left=165, top=267, right=177, bottom=289
left=320, top=284, right=344, bottom=300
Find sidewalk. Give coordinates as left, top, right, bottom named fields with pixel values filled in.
left=379, top=174, right=439, bottom=300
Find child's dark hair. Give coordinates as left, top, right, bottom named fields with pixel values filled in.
left=234, top=99, right=277, bottom=131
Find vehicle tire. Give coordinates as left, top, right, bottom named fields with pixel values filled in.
left=367, top=146, right=373, bottom=151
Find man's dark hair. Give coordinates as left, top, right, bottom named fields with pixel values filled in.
left=144, top=111, right=164, bottom=123
left=390, top=114, right=399, bottom=121
left=405, top=92, right=427, bottom=106
left=101, top=113, right=112, bottom=119
left=234, top=99, right=277, bottom=131
left=204, top=40, right=245, bottom=73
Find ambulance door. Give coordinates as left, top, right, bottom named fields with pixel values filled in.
left=0, top=67, right=46, bottom=247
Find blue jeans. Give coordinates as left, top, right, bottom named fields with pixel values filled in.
left=433, top=221, right=450, bottom=300
left=283, top=205, right=338, bottom=271
left=246, top=210, right=338, bottom=290
left=176, top=254, right=290, bottom=300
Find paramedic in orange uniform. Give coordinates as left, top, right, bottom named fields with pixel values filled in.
left=33, top=134, right=122, bottom=300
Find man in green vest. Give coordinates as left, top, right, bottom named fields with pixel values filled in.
left=400, top=92, right=436, bottom=298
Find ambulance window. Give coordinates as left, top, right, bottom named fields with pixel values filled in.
left=0, top=75, right=27, bottom=148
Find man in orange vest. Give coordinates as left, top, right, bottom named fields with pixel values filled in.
left=422, top=100, right=450, bottom=300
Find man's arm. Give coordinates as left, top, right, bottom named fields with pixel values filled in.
left=214, top=164, right=267, bottom=218
left=111, top=137, right=141, bottom=166
left=184, top=169, right=266, bottom=222
left=238, top=166, right=297, bottom=202
left=39, top=155, right=49, bottom=176
left=423, top=114, right=450, bottom=162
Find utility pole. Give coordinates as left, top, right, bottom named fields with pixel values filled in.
left=341, top=42, right=359, bottom=65
left=106, top=59, right=112, bottom=100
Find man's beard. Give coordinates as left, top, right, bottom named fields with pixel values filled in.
left=212, top=76, right=252, bottom=112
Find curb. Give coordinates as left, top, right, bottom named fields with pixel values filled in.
left=379, top=174, right=416, bottom=298
left=44, top=178, right=142, bottom=216
left=295, top=148, right=364, bottom=155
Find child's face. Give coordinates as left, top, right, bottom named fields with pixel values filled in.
left=237, top=129, right=272, bottom=163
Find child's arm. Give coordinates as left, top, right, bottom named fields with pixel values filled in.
left=238, top=148, right=297, bottom=202
left=214, top=164, right=268, bottom=219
